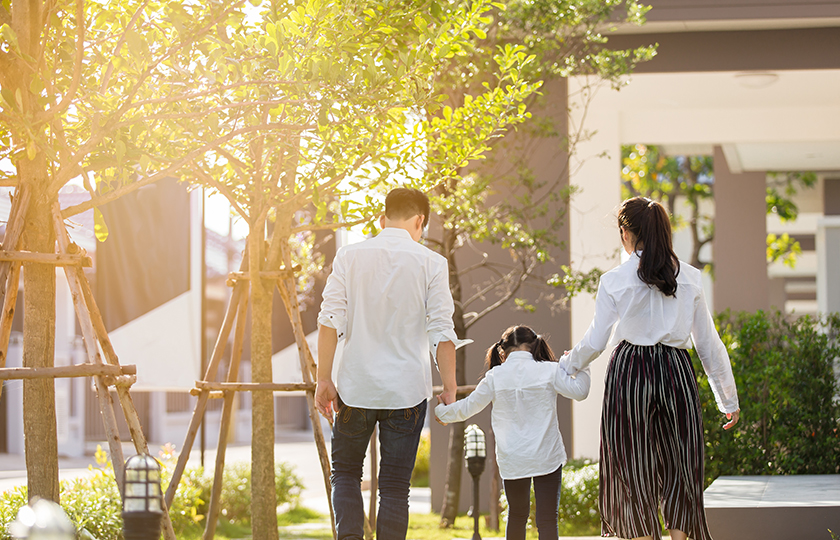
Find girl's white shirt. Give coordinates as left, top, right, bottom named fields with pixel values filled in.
left=434, top=351, right=590, bottom=480
left=562, top=251, right=739, bottom=414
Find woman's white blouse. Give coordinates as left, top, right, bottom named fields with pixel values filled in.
left=435, top=351, right=591, bottom=480
left=563, top=252, right=739, bottom=414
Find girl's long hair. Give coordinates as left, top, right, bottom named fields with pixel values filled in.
left=485, top=326, right=556, bottom=369
left=618, top=197, right=680, bottom=297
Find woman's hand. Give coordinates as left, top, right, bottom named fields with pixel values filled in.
left=723, top=409, right=740, bottom=430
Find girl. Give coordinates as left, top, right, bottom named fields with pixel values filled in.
left=561, top=197, right=740, bottom=540
left=435, top=325, right=591, bottom=540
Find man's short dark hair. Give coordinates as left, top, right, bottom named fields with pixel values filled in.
left=385, top=188, right=430, bottom=228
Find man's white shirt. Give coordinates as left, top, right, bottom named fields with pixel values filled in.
left=318, top=228, right=461, bottom=409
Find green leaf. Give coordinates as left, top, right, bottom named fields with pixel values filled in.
left=94, top=208, right=109, bottom=242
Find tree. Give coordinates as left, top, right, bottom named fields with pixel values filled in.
left=620, top=144, right=817, bottom=271
left=0, top=0, right=248, bottom=503
left=147, top=0, right=544, bottom=536
left=421, top=0, right=656, bottom=527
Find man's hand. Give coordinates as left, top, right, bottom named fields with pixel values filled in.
left=315, top=380, right=338, bottom=420
left=434, top=394, right=450, bottom=426
left=436, top=388, right=456, bottom=406
left=723, top=409, right=740, bottom=430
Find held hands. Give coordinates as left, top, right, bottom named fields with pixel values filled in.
left=723, top=409, right=740, bottom=430
left=315, top=380, right=338, bottom=421
left=433, top=390, right=456, bottom=426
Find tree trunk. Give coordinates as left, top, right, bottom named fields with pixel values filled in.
left=21, top=174, right=59, bottom=503
left=439, top=227, right=468, bottom=527
left=248, top=227, right=278, bottom=540
left=12, top=0, right=59, bottom=495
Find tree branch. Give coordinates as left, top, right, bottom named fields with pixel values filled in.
left=98, top=0, right=152, bottom=92
left=33, top=0, right=83, bottom=126
left=59, top=122, right=309, bottom=215
left=117, top=99, right=316, bottom=125
left=291, top=217, right=370, bottom=234
left=190, top=162, right=249, bottom=221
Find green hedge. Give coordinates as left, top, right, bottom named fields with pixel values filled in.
left=0, top=446, right=304, bottom=539
left=691, top=310, right=840, bottom=487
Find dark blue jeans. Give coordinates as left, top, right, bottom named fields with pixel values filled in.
left=331, top=396, right=427, bottom=540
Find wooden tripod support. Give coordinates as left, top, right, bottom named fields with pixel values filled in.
left=163, top=256, right=340, bottom=540
left=0, top=193, right=177, bottom=540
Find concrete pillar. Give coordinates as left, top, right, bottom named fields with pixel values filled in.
left=712, top=146, right=769, bottom=313
left=568, top=79, right=623, bottom=460
left=817, top=178, right=840, bottom=314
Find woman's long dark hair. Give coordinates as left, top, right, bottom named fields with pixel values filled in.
left=618, top=197, right=680, bottom=297
left=485, top=326, right=556, bottom=369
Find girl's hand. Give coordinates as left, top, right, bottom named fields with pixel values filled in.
left=723, top=409, right=740, bottom=430
left=434, top=395, right=449, bottom=426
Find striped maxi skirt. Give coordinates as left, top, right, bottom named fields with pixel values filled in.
left=599, top=341, right=713, bottom=540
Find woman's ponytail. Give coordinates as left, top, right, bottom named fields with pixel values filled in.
left=485, top=339, right=504, bottom=369
left=618, top=197, right=680, bottom=297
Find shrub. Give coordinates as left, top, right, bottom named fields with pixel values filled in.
left=692, top=310, right=840, bottom=487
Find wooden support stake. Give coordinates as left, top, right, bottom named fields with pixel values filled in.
left=203, top=286, right=250, bottom=540
left=0, top=186, right=30, bottom=312
left=275, top=260, right=335, bottom=536
left=165, top=275, right=249, bottom=508
left=194, top=381, right=316, bottom=392
left=54, top=207, right=177, bottom=540
left=53, top=204, right=127, bottom=494
left=0, top=250, right=91, bottom=267
left=0, top=262, right=21, bottom=402
left=0, top=363, right=134, bottom=380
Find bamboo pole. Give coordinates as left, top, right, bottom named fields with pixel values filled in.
left=51, top=203, right=126, bottom=492
left=194, top=381, right=316, bottom=392
left=0, top=250, right=91, bottom=267
left=165, top=263, right=249, bottom=508
left=0, top=262, right=21, bottom=402
left=203, top=287, right=249, bottom=540
left=0, top=363, right=134, bottom=379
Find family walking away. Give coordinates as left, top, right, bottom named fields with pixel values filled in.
left=315, top=187, right=740, bottom=540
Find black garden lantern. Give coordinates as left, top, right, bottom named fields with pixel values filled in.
left=464, top=424, right=487, bottom=540
left=122, top=454, right=164, bottom=540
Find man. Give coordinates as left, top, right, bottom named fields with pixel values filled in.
left=315, top=187, right=460, bottom=540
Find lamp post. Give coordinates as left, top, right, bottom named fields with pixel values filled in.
left=8, top=498, right=76, bottom=540
left=464, top=424, right=486, bottom=540
left=122, top=454, right=164, bottom=540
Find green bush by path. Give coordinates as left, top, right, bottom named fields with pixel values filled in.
left=692, top=310, right=840, bottom=487
left=411, top=431, right=431, bottom=487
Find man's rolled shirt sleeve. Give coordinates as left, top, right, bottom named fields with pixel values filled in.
left=317, top=250, right=348, bottom=340
left=425, top=258, right=466, bottom=360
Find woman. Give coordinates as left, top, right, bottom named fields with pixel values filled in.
left=561, top=197, right=740, bottom=540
